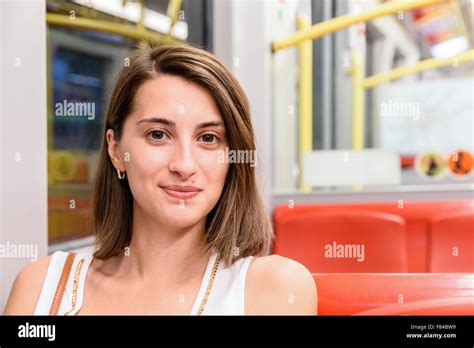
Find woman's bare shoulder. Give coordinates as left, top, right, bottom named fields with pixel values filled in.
left=3, top=255, right=52, bottom=315
left=245, top=254, right=317, bottom=315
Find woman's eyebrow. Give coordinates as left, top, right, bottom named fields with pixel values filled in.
left=136, top=117, right=224, bottom=129
left=136, top=117, right=176, bottom=127
left=196, top=121, right=224, bottom=129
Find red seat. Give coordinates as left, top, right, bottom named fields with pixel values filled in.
left=355, top=297, right=474, bottom=315
left=313, top=273, right=474, bottom=315
left=273, top=209, right=407, bottom=272
left=429, top=211, right=474, bottom=272
left=274, top=200, right=474, bottom=272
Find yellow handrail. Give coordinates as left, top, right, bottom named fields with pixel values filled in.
left=349, top=50, right=365, bottom=150
left=46, top=13, right=180, bottom=45
left=364, top=49, right=474, bottom=88
left=137, top=0, right=147, bottom=48
left=272, top=0, right=447, bottom=52
left=272, top=0, right=469, bottom=190
left=297, top=16, right=313, bottom=191
left=167, top=0, right=183, bottom=35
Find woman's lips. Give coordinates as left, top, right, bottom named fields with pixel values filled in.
left=160, top=186, right=201, bottom=199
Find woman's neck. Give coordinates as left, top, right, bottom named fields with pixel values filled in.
left=115, top=206, right=210, bottom=284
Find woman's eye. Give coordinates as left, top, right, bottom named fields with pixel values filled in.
left=149, top=130, right=166, bottom=140
left=200, top=133, right=218, bottom=143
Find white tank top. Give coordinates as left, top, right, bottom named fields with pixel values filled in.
left=34, top=250, right=254, bottom=315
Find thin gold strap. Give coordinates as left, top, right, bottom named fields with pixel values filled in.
left=197, top=256, right=220, bottom=315
left=49, top=252, right=77, bottom=315
left=64, top=257, right=86, bottom=316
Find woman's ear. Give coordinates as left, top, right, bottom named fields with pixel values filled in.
left=106, top=129, right=125, bottom=171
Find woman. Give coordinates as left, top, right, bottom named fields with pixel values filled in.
left=4, top=44, right=317, bottom=315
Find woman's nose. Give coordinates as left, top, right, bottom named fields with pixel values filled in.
left=168, top=142, right=198, bottom=180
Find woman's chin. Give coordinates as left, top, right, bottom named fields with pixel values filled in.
left=158, top=208, right=204, bottom=228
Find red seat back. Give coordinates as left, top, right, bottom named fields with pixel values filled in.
left=274, top=200, right=474, bottom=272
left=313, top=273, right=474, bottom=315
left=273, top=209, right=407, bottom=272
left=429, top=211, right=474, bottom=272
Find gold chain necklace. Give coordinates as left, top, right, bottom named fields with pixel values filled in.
left=197, top=256, right=220, bottom=315
left=64, top=258, right=85, bottom=316
left=65, top=255, right=221, bottom=315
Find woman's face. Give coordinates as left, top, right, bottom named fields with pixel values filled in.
left=107, top=75, right=229, bottom=229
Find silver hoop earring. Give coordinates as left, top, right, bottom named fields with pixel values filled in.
left=117, top=169, right=126, bottom=179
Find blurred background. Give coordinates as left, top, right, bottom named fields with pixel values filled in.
left=1, top=0, right=473, bottom=313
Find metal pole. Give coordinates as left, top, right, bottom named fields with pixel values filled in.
left=272, top=0, right=447, bottom=52
left=297, top=16, right=313, bottom=191
left=364, top=49, right=474, bottom=88
left=350, top=50, right=365, bottom=150
left=312, top=0, right=334, bottom=150
left=46, top=13, right=180, bottom=45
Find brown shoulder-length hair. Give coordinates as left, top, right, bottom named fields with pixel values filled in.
left=92, top=44, right=273, bottom=267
